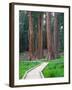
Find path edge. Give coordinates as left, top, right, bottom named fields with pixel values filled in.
left=22, top=63, right=42, bottom=79
left=40, top=62, right=49, bottom=78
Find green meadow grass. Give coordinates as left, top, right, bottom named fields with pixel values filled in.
left=19, top=61, right=41, bottom=79
left=42, top=56, right=64, bottom=78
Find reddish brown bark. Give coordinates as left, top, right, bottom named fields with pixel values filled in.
left=46, top=12, right=54, bottom=60
left=28, top=11, right=34, bottom=60
left=54, top=13, right=59, bottom=58
left=38, top=14, right=43, bottom=58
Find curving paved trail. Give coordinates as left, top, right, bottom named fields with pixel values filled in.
left=24, top=62, right=48, bottom=79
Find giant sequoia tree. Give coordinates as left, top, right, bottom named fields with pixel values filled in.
left=28, top=11, right=34, bottom=60
left=54, top=13, right=59, bottom=58
left=38, top=14, right=43, bottom=58
left=46, top=12, right=55, bottom=60
left=19, top=11, right=64, bottom=61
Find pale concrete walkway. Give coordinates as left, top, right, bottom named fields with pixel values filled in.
left=24, top=62, right=48, bottom=79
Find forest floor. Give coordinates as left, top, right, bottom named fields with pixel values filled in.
left=19, top=49, right=48, bottom=60
left=19, top=51, right=64, bottom=79
left=19, top=50, right=64, bottom=60
left=24, top=62, right=48, bottom=79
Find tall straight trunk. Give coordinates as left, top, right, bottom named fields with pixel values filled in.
left=46, top=12, right=54, bottom=60
left=34, top=30, right=38, bottom=58
left=54, top=13, right=59, bottom=58
left=28, top=11, right=34, bottom=60
left=38, top=14, right=43, bottom=58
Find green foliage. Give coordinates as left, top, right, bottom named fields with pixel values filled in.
left=58, top=13, right=64, bottom=52
left=19, top=11, right=64, bottom=53
left=19, top=61, right=41, bottom=79
left=19, top=11, right=29, bottom=52
left=19, top=11, right=43, bottom=52
left=42, top=56, right=64, bottom=77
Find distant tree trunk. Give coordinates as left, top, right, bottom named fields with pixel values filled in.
left=38, top=14, right=43, bottom=58
left=46, top=12, right=55, bottom=60
left=28, top=11, right=34, bottom=60
left=54, top=13, right=59, bottom=58
left=34, top=30, right=38, bottom=58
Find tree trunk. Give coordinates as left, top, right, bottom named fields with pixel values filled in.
left=28, top=11, right=34, bottom=60
left=38, top=14, right=43, bottom=58
left=46, top=12, right=54, bottom=60
left=54, top=13, right=59, bottom=58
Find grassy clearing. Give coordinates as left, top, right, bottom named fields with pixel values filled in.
left=19, top=60, right=41, bottom=79
left=42, top=56, right=64, bottom=78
